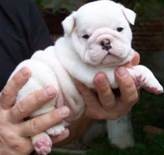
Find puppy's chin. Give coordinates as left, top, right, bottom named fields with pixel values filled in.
left=101, top=55, right=124, bottom=66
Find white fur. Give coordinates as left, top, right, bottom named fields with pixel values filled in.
left=9, top=0, right=163, bottom=154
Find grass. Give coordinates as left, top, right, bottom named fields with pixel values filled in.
left=50, top=91, right=164, bottom=155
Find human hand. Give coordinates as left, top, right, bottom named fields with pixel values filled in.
left=76, top=52, right=140, bottom=120
left=0, top=67, right=70, bottom=155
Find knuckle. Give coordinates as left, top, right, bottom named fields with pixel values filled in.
left=1, top=86, right=11, bottom=98
left=34, top=90, right=47, bottom=103
left=12, top=142, right=24, bottom=151
left=10, top=102, right=27, bottom=121
left=12, top=74, right=25, bottom=87
left=101, top=89, right=111, bottom=97
left=17, top=67, right=30, bottom=80
left=30, top=92, right=40, bottom=104
left=102, top=101, right=115, bottom=110
left=29, top=119, right=41, bottom=135
left=26, top=93, right=42, bottom=108
left=127, top=92, right=139, bottom=104
left=12, top=68, right=30, bottom=86
left=49, top=111, right=59, bottom=122
left=124, top=82, right=133, bottom=89
left=31, top=88, right=51, bottom=105
left=16, top=102, right=27, bottom=116
left=12, top=74, right=22, bottom=86
left=99, top=84, right=109, bottom=94
left=11, top=141, right=32, bottom=154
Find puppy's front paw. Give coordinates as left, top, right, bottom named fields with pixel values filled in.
left=141, top=73, right=163, bottom=94
left=144, top=85, right=163, bottom=95
left=134, top=75, right=163, bottom=94
left=32, top=133, right=52, bottom=155
left=128, top=65, right=163, bottom=95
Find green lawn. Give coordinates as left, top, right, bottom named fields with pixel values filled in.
left=50, top=91, right=164, bottom=155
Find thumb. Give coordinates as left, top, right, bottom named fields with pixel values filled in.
left=123, top=51, right=140, bottom=67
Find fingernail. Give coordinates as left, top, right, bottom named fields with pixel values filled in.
left=116, top=67, right=128, bottom=77
left=21, top=67, right=31, bottom=77
left=45, top=86, right=56, bottom=97
left=58, top=106, right=70, bottom=117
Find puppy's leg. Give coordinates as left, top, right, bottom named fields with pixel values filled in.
left=32, top=132, right=52, bottom=155
left=107, top=114, right=134, bottom=149
left=46, top=121, right=68, bottom=136
left=127, top=65, right=163, bottom=94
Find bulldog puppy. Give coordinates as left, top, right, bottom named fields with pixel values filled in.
left=9, top=0, right=163, bottom=154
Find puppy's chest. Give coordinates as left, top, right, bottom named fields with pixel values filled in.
left=69, top=65, right=117, bottom=89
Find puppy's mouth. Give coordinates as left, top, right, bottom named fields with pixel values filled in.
left=100, top=50, right=123, bottom=65
left=105, top=50, right=121, bottom=59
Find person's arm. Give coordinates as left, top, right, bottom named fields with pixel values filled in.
left=26, top=0, right=54, bottom=51
left=0, top=0, right=70, bottom=154
left=0, top=0, right=53, bottom=90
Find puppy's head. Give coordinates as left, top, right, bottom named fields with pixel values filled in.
left=62, top=0, right=136, bottom=67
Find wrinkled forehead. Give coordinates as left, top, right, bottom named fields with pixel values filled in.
left=75, top=1, right=128, bottom=33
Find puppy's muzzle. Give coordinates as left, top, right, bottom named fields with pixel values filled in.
left=85, top=28, right=127, bottom=65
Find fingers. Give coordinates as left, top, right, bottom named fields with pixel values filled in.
left=94, top=73, right=116, bottom=110
left=51, top=128, right=70, bottom=144
left=75, top=80, right=98, bottom=106
left=115, top=67, right=139, bottom=110
left=9, top=86, right=57, bottom=123
left=75, top=68, right=139, bottom=120
left=75, top=80, right=109, bottom=120
left=0, top=67, right=31, bottom=109
left=19, top=106, right=70, bottom=137
left=125, top=52, right=140, bottom=67
left=75, top=80, right=103, bottom=118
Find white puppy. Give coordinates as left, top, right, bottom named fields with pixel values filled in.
left=10, top=0, right=163, bottom=154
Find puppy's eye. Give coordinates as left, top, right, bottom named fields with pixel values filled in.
left=117, top=27, right=124, bottom=32
left=82, top=34, right=90, bottom=39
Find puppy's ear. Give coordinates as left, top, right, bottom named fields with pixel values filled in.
left=119, top=4, right=136, bottom=25
left=62, top=11, right=76, bottom=36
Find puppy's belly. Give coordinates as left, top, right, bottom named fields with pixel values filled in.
left=12, top=59, right=60, bottom=116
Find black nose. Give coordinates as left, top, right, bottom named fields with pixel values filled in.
left=100, top=39, right=111, bottom=50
